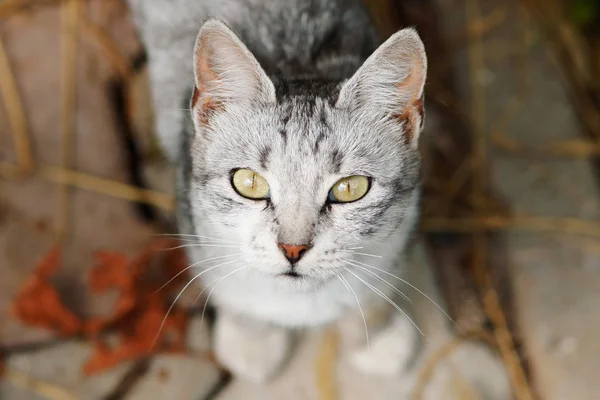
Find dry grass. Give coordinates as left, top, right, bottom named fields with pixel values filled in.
left=315, top=327, right=341, bottom=400
left=3, top=368, right=80, bottom=400
left=0, top=26, right=34, bottom=179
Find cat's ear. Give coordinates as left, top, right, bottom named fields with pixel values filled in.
left=336, top=28, right=427, bottom=146
left=192, top=19, right=276, bottom=125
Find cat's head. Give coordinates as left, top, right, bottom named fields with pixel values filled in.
left=187, top=20, right=426, bottom=290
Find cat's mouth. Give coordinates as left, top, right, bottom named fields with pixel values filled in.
left=280, top=271, right=302, bottom=279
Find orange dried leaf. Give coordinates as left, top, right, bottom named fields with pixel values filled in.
left=82, top=238, right=191, bottom=375
left=10, top=247, right=82, bottom=336
left=89, top=252, right=130, bottom=292
left=11, top=240, right=193, bottom=376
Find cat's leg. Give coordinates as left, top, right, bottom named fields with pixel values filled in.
left=349, top=312, right=419, bottom=376
left=340, top=299, right=420, bottom=377
left=213, top=309, right=291, bottom=383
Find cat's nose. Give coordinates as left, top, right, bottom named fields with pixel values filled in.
left=277, top=243, right=310, bottom=264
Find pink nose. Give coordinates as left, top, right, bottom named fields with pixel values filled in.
left=277, top=243, right=310, bottom=264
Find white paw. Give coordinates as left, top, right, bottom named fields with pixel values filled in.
left=349, top=315, right=418, bottom=377
left=213, top=312, right=291, bottom=383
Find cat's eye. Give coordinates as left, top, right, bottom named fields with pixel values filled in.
left=328, top=175, right=370, bottom=203
left=232, top=168, right=270, bottom=200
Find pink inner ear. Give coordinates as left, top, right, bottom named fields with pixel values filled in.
left=397, top=64, right=425, bottom=103
left=391, top=64, right=426, bottom=143
left=193, top=47, right=224, bottom=125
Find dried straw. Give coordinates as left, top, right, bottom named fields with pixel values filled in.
left=4, top=367, right=80, bottom=400
left=0, top=0, right=59, bottom=19
left=78, top=10, right=131, bottom=79
left=422, top=215, right=600, bottom=238
left=39, top=165, right=174, bottom=210
left=315, top=326, right=340, bottom=400
left=0, top=30, right=34, bottom=179
left=492, top=136, right=600, bottom=158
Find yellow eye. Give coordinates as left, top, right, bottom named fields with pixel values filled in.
left=328, top=175, right=370, bottom=203
left=232, top=169, right=270, bottom=199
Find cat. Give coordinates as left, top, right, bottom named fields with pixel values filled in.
left=127, top=0, right=427, bottom=382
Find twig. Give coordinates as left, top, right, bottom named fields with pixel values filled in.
left=0, top=0, right=59, bottom=19
left=0, top=30, right=34, bottom=179
left=101, top=357, right=152, bottom=400
left=197, top=370, right=233, bottom=400
left=481, top=278, right=534, bottom=400
left=542, top=140, right=600, bottom=157
left=78, top=10, right=131, bottom=79
left=493, top=136, right=600, bottom=158
left=39, top=165, right=174, bottom=210
left=315, top=326, right=339, bottom=400
left=3, top=367, right=80, bottom=400
left=422, top=215, right=600, bottom=238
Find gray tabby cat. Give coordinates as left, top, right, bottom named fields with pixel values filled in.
left=128, top=0, right=427, bottom=382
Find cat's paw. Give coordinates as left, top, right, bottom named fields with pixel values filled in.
left=349, top=314, right=418, bottom=377
left=213, top=312, right=291, bottom=383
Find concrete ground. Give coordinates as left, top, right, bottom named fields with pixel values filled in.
left=1, top=0, right=600, bottom=399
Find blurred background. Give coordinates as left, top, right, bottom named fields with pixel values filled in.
left=1, top=0, right=600, bottom=399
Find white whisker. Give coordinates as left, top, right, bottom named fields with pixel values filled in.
left=151, top=259, right=241, bottom=349
left=344, top=268, right=425, bottom=337
left=340, top=250, right=383, bottom=258
left=343, top=260, right=412, bottom=304
left=156, top=233, right=243, bottom=244
left=191, top=275, right=222, bottom=307
left=163, top=243, right=241, bottom=251
left=337, top=273, right=369, bottom=349
left=198, top=264, right=252, bottom=327
left=154, top=254, right=242, bottom=293
left=170, top=237, right=238, bottom=243
left=346, top=259, right=457, bottom=328
left=167, top=238, right=242, bottom=245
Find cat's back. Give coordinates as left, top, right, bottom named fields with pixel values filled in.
left=129, top=0, right=378, bottom=79
left=127, top=0, right=379, bottom=160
